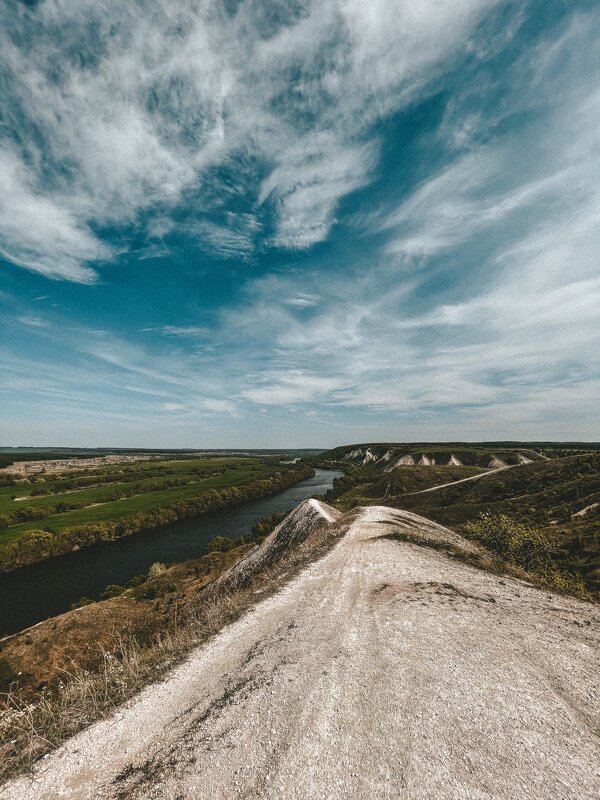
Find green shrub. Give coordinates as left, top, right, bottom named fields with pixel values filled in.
left=70, top=597, right=94, bottom=610
left=100, top=584, right=126, bottom=600
left=132, top=585, right=156, bottom=601
left=126, top=574, right=147, bottom=588
left=465, top=512, right=554, bottom=571
left=203, top=535, right=234, bottom=554
left=464, top=512, right=588, bottom=595
left=251, top=512, right=286, bottom=538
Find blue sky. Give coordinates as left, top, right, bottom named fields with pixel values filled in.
left=1, top=0, right=599, bottom=447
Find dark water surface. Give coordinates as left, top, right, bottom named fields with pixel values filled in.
left=0, top=469, right=342, bottom=637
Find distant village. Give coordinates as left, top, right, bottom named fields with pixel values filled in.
left=2, top=454, right=159, bottom=476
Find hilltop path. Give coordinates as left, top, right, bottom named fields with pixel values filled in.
left=4, top=505, right=599, bottom=799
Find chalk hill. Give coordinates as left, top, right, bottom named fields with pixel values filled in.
left=3, top=502, right=598, bottom=799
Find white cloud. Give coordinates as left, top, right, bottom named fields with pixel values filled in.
left=258, top=136, right=378, bottom=249
left=200, top=398, right=237, bottom=415
left=243, top=371, right=342, bottom=405
left=0, top=0, right=499, bottom=280
left=0, top=149, right=110, bottom=282
left=2, top=5, right=599, bottom=444
left=221, top=16, right=600, bottom=432
left=189, top=213, right=260, bottom=259
left=161, top=402, right=185, bottom=412
left=143, top=325, right=210, bottom=337
left=283, top=293, right=320, bottom=308
left=17, top=314, right=50, bottom=328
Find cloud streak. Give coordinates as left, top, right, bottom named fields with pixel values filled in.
left=0, top=0, right=499, bottom=280
left=1, top=3, right=598, bottom=446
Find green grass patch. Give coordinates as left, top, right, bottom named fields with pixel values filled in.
left=0, top=459, right=295, bottom=547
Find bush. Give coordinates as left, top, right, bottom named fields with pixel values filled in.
left=203, top=536, right=234, bottom=554
left=126, top=574, right=147, bottom=589
left=465, top=512, right=555, bottom=572
left=464, top=512, right=589, bottom=595
left=147, top=562, right=167, bottom=579
left=100, top=584, right=126, bottom=600
left=251, top=512, right=286, bottom=538
left=132, top=585, right=156, bottom=601
left=70, top=597, right=94, bottom=610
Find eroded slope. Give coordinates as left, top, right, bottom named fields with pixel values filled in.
left=3, top=505, right=599, bottom=800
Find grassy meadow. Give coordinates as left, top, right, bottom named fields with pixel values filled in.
left=0, top=457, right=309, bottom=556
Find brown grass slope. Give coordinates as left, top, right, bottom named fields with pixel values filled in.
left=2, top=505, right=599, bottom=800
left=0, top=500, right=341, bottom=781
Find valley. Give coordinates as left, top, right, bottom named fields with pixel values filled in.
left=2, top=501, right=598, bottom=799
left=315, top=443, right=600, bottom=596
left=0, top=454, right=316, bottom=570
left=1, top=440, right=598, bottom=794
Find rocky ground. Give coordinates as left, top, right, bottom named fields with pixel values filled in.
left=3, top=503, right=599, bottom=799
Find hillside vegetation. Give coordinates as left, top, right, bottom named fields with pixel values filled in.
left=315, top=443, right=600, bottom=595
left=2, top=503, right=598, bottom=799
left=0, top=500, right=340, bottom=781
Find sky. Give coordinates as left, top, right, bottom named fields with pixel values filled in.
left=0, top=0, right=599, bottom=448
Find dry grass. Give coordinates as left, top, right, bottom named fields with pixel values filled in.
left=385, top=531, right=594, bottom=601
left=0, top=518, right=344, bottom=784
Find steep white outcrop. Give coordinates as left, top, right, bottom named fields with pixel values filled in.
left=447, top=454, right=463, bottom=466
left=489, top=456, right=508, bottom=469
left=342, top=448, right=363, bottom=461
left=385, top=454, right=415, bottom=471
left=362, top=448, right=377, bottom=465
left=215, top=499, right=341, bottom=588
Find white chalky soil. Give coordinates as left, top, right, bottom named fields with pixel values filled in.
left=4, top=504, right=599, bottom=800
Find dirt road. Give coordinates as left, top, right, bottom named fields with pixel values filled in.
left=403, top=465, right=517, bottom=496
left=4, top=505, right=599, bottom=799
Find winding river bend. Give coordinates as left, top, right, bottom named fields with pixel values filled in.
left=0, top=468, right=342, bottom=637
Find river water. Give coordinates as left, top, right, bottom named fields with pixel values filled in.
left=0, top=468, right=342, bottom=637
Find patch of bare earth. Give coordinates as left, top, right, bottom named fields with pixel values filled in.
left=2, top=505, right=599, bottom=799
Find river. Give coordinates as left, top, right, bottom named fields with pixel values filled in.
left=0, top=468, right=342, bottom=637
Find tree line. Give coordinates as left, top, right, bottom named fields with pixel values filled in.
left=0, top=477, right=198, bottom=527
left=0, top=465, right=314, bottom=571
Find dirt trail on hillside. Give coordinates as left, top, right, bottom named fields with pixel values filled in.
left=3, top=506, right=599, bottom=800
left=403, top=464, right=517, bottom=496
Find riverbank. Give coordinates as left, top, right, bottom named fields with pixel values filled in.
left=0, top=469, right=342, bottom=636
left=0, top=499, right=343, bottom=783
left=0, top=464, right=313, bottom=572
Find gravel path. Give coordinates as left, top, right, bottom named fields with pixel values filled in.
left=3, top=505, right=599, bottom=800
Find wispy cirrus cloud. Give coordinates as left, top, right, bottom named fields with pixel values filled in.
left=0, top=149, right=110, bottom=282
left=242, top=371, right=342, bottom=405
left=142, top=325, right=210, bottom=337
left=217, top=12, right=600, bottom=436
left=187, top=213, right=261, bottom=259
left=17, top=315, right=50, bottom=328
left=0, top=0, right=500, bottom=281
left=282, top=293, right=320, bottom=308
left=1, top=3, right=599, bottom=446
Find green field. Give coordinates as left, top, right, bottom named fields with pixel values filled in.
left=0, top=457, right=297, bottom=548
